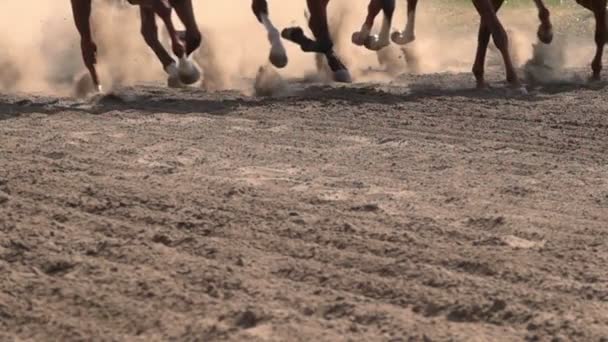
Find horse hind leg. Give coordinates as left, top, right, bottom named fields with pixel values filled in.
left=392, top=0, right=418, bottom=45
left=252, top=0, right=288, bottom=68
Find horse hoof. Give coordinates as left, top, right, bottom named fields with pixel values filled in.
left=178, top=57, right=201, bottom=85
left=165, top=62, right=183, bottom=88
left=351, top=32, right=366, bottom=46
left=476, top=82, right=491, bottom=90
left=588, top=74, right=602, bottom=83
left=168, top=75, right=184, bottom=88
left=281, top=27, right=304, bottom=42
left=269, top=46, right=288, bottom=68
left=269, top=53, right=288, bottom=69
left=537, top=27, right=553, bottom=45
left=333, top=69, right=352, bottom=83
left=74, top=72, right=99, bottom=98
left=391, top=31, right=415, bottom=45
left=363, top=35, right=389, bottom=51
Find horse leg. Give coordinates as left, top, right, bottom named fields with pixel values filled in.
left=472, top=0, right=521, bottom=89
left=392, top=0, right=418, bottom=45
left=281, top=0, right=351, bottom=82
left=590, top=0, right=607, bottom=80
left=306, top=0, right=351, bottom=82
left=162, top=0, right=202, bottom=84
left=352, top=0, right=396, bottom=51
left=573, top=0, right=607, bottom=80
left=532, top=0, right=553, bottom=44
left=139, top=6, right=183, bottom=88
left=168, top=0, right=201, bottom=55
left=71, top=0, right=102, bottom=92
left=252, top=0, right=288, bottom=68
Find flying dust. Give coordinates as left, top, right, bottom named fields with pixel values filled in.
left=0, top=0, right=599, bottom=97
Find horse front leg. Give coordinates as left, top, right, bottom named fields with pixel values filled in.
left=252, top=0, right=288, bottom=68
left=163, top=0, right=201, bottom=84
left=71, top=0, right=102, bottom=93
left=139, top=6, right=183, bottom=88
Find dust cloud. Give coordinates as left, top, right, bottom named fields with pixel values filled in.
left=0, top=0, right=598, bottom=96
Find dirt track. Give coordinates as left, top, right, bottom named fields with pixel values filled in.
left=1, top=68, right=607, bottom=341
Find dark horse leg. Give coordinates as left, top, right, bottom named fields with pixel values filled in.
left=351, top=0, right=396, bottom=51
left=471, top=0, right=523, bottom=90
left=281, top=0, right=352, bottom=83
left=251, top=0, right=289, bottom=68
left=392, top=0, right=418, bottom=45
left=573, top=0, right=607, bottom=80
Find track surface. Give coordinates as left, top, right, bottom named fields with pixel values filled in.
left=1, top=70, right=607, bottom=341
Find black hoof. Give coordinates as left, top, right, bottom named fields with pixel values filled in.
left=281, top=27, right=305, bottom=42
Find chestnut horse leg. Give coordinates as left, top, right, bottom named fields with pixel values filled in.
left=352, top=0, right=396, bottom=51
left=532, top=0, right=553, bottom=44
left=252, top=0, right=288, bottom=68
left=139, top=6, right=184, bottom=87
left=281, top=0, right=352, bottom=82
left=391, top=0, right=418, bottom=45
left=166, top=0, right=202, bottom=84
left=71, top=0, right=102, bottom=92
left=471, top=0, right=521, bottom=89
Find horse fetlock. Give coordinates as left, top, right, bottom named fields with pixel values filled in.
left=537, top=24, right=553, bottom=44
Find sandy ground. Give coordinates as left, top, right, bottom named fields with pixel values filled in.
left=1, top=61, right=608, bottom=342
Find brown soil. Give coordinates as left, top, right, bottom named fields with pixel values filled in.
left=1, top=68, right=607, bottom=341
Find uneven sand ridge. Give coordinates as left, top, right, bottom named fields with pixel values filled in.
left=1, top=67, right=608, bottom=341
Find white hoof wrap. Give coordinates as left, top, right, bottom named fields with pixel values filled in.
left=178, top=56, right=201, bottom=85
left=165, top=62, right=183, bottom=88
